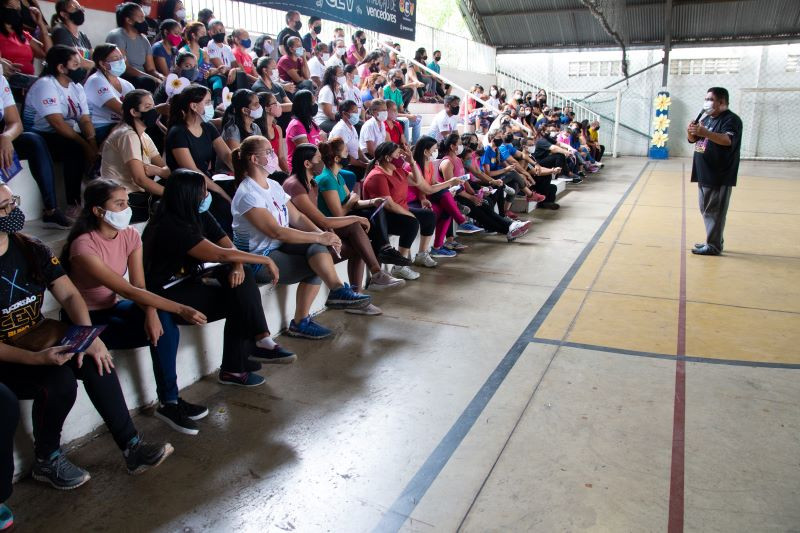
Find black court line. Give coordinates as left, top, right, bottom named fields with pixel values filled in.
left=372, top=162, right=653, bottom=532
left=530, top=338, right=800, bottom=370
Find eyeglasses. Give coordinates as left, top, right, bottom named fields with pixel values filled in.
left=0, top=195, right=20, bottom=214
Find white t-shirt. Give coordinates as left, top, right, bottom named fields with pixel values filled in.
left=359, top=117, right=386, bottom=153
left=84, top=71, right=134, bottom=127
left=427, top=109, right=461, bottom=142
left=329, top=119, right=359, bottom=159
left=325, top=55, right=343, bottom=69
left=314, top=85, right=337, bottom=125
left=343, top=82, right=362, bottom=110
left=0, top=75, right=15, bottom=121
left=206, top=41, right=235, bottom=67
left=23, top=76, right=89, bottom=133
left=232, top=176, right=290, bottom=255
left=307, top=55, right=326, bottom=80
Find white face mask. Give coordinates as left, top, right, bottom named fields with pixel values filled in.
left=336, top=75, right=346, bottom=86
left=103, top=206, right=132, bottom=230
left=456, top=144, right=464, bottom=155
left=322, top=53, right=330, bottom=62
left=490, top=89, right=497, bottom=97
left=141, top=5, right=151, bottom=17
left=249, top=106, right=263, bottom=119
left=702, top=99, right=714, bottom=113
left=336, top=46, right=346, bottom=57
left=175, top=8, right=186, bottom=19
left=429, top=149, right=438, bottom=160
left=258, top=152, right=280, bottom=175
left=270, top=70, right=280, bottom=83
left=377, top=111, right=388, bottom=121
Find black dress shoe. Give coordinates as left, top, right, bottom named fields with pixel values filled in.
left=694, top=243, right=705, bottom=249
left=691, top=245, right=720, bottom=256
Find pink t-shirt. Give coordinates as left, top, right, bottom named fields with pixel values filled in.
left=69, top=228, right=142, bottom=310
left=346, top=44, right=362, bottom=66
left=285, top=118, right=320, bottom=168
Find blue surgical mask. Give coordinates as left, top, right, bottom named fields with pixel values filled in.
left=294, top=47, right=304, bottom=58
left=109, top=59, right=126, bottom=77
left=348, top=112, right=359, bottom=126
left=353, top=74, right=361, bottom=85
left=198, top=192, right=212, bottom=213
left=240, top=38, right=251, bottom=49
left=202, top=104, right=214, bottom=122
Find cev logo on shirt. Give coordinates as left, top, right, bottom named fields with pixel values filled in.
left=97, top=87, right=109, bottom=95
left=42, top=98, right=57, bottom=106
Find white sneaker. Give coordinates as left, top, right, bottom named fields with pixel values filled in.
left=368, top=269, right=406, bottom=291
left=507, top=220, right=531, bottom=241
left=413, top=251, right=438, bottom=268
left=391, top=265, right=421, bottom=280
left=345, top=303, right=383, bottom=315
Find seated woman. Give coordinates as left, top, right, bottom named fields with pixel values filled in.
left=142, top=169, right=292, bottom=387
left=253, top=92, right=289, bottom=175
left=61, top=179, right=211, bottom=434
left=284, top=141, right=404, bottom=312
left=101, top=90, right=170, bottom=223
left=276, top=36, right=314, bottom=96
left=0, top=68, right=70, bottom=228
left=346, top=30, right=366, bottom=66
left=230, top=136, right=371, bottom=339
left=460, top=132, right=515, bottom=215
left=221, top=88, right=262, bottom=152
left=361, top=142, right=461, bottom=279
left=179, top=21, right=215, bottom=87
left=153, top=49, right=196, bottom=105
left=0, top=183, right=171, bottom=489
left=50, top=0, right=93, bottom=72
left=252, top=57, right=292, bottom=131
left=409, top=136, right=470, bottom=258
left=23, top=45, right=97, bottom=215
left=105, top=2, right=162, bottom=92
left=165, top=84, right=235, bottom=233
left=0, top=0, right=51, bottom=81
left=1, top=382, right=17, bottom=530
left=151, top=18, right=182, bottom=77
left=85, top=44, right=135, bottom=144
left=285, top=89, right=326, bottom=168
left=359, top=72, right=386, bottom=107
left=328, top=99, right=368, bottom=183
left=314, top=65, right=343, bottom=133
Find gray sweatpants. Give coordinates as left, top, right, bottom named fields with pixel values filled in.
left=698, top=184, right=732, bottom=253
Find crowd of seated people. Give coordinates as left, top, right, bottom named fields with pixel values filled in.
left=0, top=4, right=608, bottom=529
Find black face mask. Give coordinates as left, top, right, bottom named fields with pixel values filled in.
left=401, top=68, right=407, bottom=75
left=469, top=142, right=478, bottom=151
left=20, top=5, right=34, bottom=28
left=434, top=56, right=440, bottom=62
left=133, top=20, right=148, bottom=34
left=198, top=35, right=210, bottom=47
left=310, top=103, right=318, bottom=117
left=2, top=8, right=22, bottom=29
left=66, top=67, right=86, bottom=83
left=374, top=83, right=384, bottom=91
left=212, top=33, right=225, bottom=43
left=0, top=207, right=25, bottom=234
left=504, top=135, right=514, bottom=144
left=492, top=138, right=502, bottom=147
left=68, top=9, right=85, bottom=25
left=138, top=108, right=159, bottom=128
left=294, top=20, right=302, bottom=31
left=180, top=67, right=198, bottom=80
left=393, top=78, right=403, bottom=87
left=313, top=25, right=321, bottom=34
left=449, top=105, right=459, bottom=115
left=360, top=37, right=367, bottom=44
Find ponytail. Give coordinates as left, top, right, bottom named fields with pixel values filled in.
left=232, top=135, right=269, bottom=184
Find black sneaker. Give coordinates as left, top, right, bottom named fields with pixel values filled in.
left=250, top=343, right=297, bottom=364
left=571, top=176, right=583, bottom=184
left=178, top=398, right=209, bottom=420
left=124, top=436, right=174, bottom=475
left=41, top=209, right=72, bottom=230
left=155, top=403, right=199, bottom=435
left=377, top=246, right=412, bottom=266
left=32, top=449, right=91, bottom=490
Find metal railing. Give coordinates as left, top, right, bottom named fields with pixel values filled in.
left=182, top=0, right=496, bottom=74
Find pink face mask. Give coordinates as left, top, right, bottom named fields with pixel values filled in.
left=263, top=151, right=280, bottom=175
left=166, top=34, right=182, bottom=47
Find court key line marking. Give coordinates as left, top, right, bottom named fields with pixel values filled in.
left=372, top=161, right=653, bottom=532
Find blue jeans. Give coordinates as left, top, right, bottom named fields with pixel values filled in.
left=12, top=131, right=57, bottom=210
left=398, top=115, right=422, bottom=144
left=89, top=300, right=182, bottom=404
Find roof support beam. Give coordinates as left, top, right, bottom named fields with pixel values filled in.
left=481, top=0, right=750, bottom=18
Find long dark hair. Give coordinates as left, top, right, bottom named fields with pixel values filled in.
left=366, top=141, right=398, bottom=174
left=41, top=44, right=79, bottom=78
left=322, top=65, right=341, bottom=95
left=222, top=89, right=257, bottom=141
left=60, top=180, right=126, bottom=272
left=255, top=91, right=275, bottom=138
left=121, top=89, right=152, bottom=128
left=438, top=132, right=460, bottom=158
left=0, top=1, right=24, bottom=38
left=289, top=143, right=319, bottom=193
left=291, top=89, right=316, bottom=134
left=168, top=84, right=209, bottom=128
left=142, top=169, right=206, bottom=272
left=413, top=136, right=437, bottom=169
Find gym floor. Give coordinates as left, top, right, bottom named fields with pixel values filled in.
left=9, top=157, right=800, bottom=532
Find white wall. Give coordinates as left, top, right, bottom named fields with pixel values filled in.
left=497, top=43, right=800, bottom=159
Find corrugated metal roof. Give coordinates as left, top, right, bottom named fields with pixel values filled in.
left=460, top=0, right=800, bottom=50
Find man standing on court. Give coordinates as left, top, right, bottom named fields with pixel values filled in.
left=686, top=87, right=742, bottom=256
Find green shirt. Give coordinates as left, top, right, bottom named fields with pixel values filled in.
left=316, top=166, right=347, bottom=217
left=383, top=85, right=403, bottom=111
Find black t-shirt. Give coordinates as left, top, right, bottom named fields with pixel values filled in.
left=165, top=122, right=221, bottom=175
left=252, top=78, right=288, bottom=103
left=143, top=211, right=227, bottom=292
left=0, top=236, right=66, bottom=343
left=533, top=137, right=554, bottom=161
left=276, top=27, right=301, bottom=52
left=690, top=109, right=742, bottom=187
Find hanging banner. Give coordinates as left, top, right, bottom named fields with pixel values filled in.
left=243, top=0, right=417, bottom=40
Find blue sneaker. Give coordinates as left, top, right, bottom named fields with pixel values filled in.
left=430, top=246, right=457, bottom=258
left=0, top=504, right=13, bottom=531
left=217, top=371, right=266, bottom=387
left=288, top=316, right=333, bottom=339
left=456, top=222, right=484, bottom=234
left=32, top=449, right=91, bottom=490
left=325, top=283, right=371, bottom=309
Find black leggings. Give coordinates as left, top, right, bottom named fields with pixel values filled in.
left=384, top=207, right=435, bottom=249
left=37, top=131, right=90, bottom=206
left=0, top=356, right=138, bottom=458
left=157, top=264, right=268, bottom=374
left=351, top=206, right=390, bottom=252
left=456, top=196, right=511, bottom=234
left=0, top=383, right=18, bottom=502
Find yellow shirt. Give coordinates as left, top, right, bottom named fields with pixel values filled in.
left=588, top=128, right=599, bottom=142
